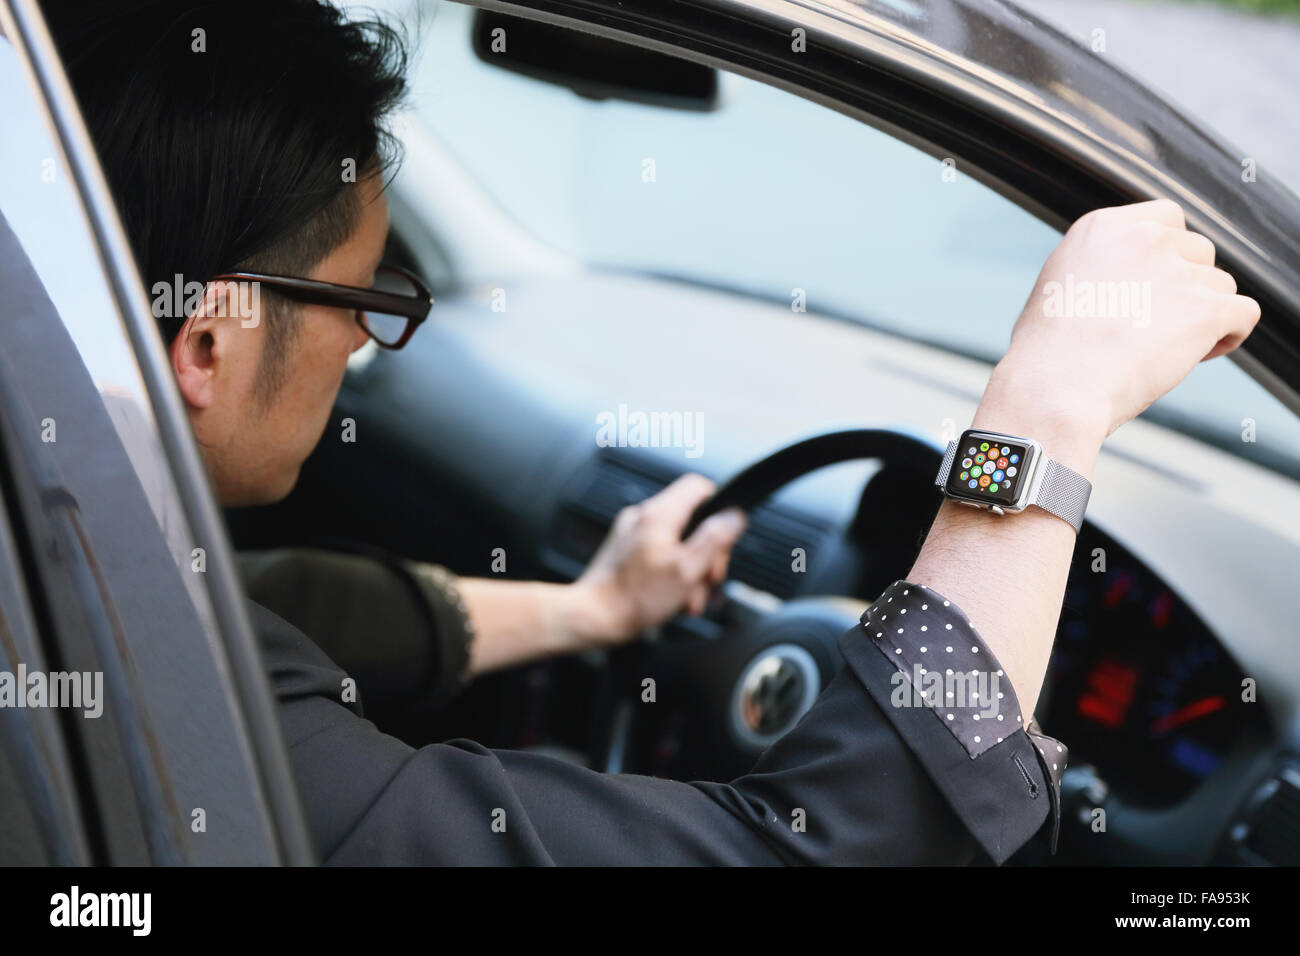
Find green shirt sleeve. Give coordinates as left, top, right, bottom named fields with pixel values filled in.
left=236, top=547, right=474, bottom=715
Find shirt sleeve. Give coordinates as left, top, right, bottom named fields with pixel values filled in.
left=253, top=574, right=1064, bottom=865
left=237, top=547, right=473, bottom=713
left=851, top=579, right=1067, bottom=857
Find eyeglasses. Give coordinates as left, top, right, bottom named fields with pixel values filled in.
left=207, top=263, right=433, bottom=349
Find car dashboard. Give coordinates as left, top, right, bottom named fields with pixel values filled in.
left=539, top=441, right=1272, bottom=812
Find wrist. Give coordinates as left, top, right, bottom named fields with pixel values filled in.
left=972, top=360, right=1107, bottom=478
left=561, top=576, right=631, bottom=650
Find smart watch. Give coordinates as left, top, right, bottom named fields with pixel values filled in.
left=934, top=429, right=1092, bottom=533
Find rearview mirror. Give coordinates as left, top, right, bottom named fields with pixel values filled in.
left=472, top=11, right=719, bottom=111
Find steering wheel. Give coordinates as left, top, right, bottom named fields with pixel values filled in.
left=593, top=428, right=944, bottom=779
left=681, top=428, right=943, bottom=539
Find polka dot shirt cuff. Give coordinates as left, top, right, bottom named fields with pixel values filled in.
left=858, top=579, right=1068, bottom=856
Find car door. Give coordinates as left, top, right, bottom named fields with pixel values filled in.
left=0, top=0, right=312, bottom=864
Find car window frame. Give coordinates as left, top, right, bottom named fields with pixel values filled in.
left=1, top=0, right=315, bottom=864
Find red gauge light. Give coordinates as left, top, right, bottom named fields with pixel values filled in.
left=1148, top=695, right=1226, bottom=736
left=1077, top=657, right=1139, bottom=728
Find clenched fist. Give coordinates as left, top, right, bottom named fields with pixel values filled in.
left=990, top=199, right=1261, bottom=442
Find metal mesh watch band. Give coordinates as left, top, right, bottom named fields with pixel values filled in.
left=935, top=440, right=959, bottom=488
left=1028, top=457, right=1092, bottom=533
left=935, top=439, right=1091, bottom=533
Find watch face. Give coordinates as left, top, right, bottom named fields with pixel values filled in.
left=947, top=431, right=1034, bottom=506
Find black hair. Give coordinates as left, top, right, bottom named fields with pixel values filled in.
left=42, top=0, right=408, bottom=396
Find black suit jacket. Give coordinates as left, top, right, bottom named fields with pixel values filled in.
left=252, top=584, right=1058, bottom=865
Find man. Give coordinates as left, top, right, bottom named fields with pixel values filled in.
left=45, top=0, right=1259, bottom=864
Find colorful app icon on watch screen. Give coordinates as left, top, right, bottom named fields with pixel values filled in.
left=947, top=431, right=1030, bottom=506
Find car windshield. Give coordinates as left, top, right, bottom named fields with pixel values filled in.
left=397, top=0, right=1300, bottom=477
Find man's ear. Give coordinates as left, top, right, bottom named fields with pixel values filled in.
left=170, top=281, right=234, bottom=410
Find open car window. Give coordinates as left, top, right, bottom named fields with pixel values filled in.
left=379, top=0, right=1300, bottom=477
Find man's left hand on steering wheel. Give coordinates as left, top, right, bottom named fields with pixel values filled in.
left=571, top=474, right=748, bottom=647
